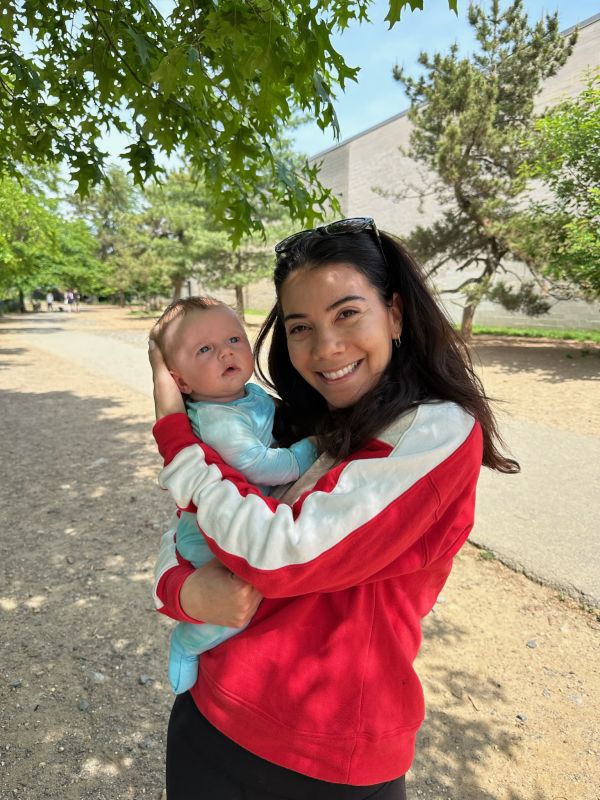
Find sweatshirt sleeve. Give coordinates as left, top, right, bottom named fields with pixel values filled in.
left=200, top=414, right=317, bottom=486
left=153, top=521, right=201, bottom=623
left=153, top=404, right=482, bottom=598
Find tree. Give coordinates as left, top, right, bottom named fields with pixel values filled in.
left=0, top=0, right=456, bottom=243
left=519, top=70, right=600, bottom=298
left=35, top=217, right=111, bottom=297
left=141, top=169, right=227, bottom=302
left=0, top=176, right=59, bottom=311
left=70, top=165, right=142, bottom=304
left=393, top=0, right=577, bottom=336
left=193, top=143, right=298, bottom=318
left=199, top=231, right=283, bottom=319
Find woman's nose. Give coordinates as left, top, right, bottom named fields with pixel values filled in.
left=311, top=330, right=344, bottom=360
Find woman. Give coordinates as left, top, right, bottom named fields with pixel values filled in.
left=149, top=217, right=518, bottom=799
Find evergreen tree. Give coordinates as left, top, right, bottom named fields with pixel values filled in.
left=70, top=166, right=142, bottom=305
left=393, top=0, right=577, bottom=336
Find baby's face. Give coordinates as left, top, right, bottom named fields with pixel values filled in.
left=166, top=306, right=254, bottom=403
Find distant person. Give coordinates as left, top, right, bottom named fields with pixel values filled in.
left=46, top=292, right=54, bottom=312
left=73, top=290, right=80, bottom=312
left=65, top=290, right=74, bottom=312
left=148, top=296, right=317, bottom=695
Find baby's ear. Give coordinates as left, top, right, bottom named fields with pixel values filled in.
left=169, top=370, right=190, bottom=394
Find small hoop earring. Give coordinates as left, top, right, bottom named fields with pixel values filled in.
left=393, top=336, right=401, bottom=349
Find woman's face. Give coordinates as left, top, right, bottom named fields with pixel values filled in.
left=280, top=263, right=402, bottom=409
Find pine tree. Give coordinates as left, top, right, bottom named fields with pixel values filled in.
left=393, top=0, right=577, bottom=336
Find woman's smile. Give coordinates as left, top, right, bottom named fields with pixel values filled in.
left=318, top=359, right=362, bottom=382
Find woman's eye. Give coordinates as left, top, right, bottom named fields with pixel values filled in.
left=288, top=324, right=309, bottom=336
left=339, top=309, right=358, bottom=320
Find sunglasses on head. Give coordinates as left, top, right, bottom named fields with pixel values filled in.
left=274, top=217, right=387, bottom=263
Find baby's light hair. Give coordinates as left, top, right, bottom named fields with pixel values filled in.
left=149, top=296, right=229, bottom=364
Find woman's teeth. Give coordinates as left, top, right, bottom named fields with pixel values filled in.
left=320, top=361, right=359, bottom=380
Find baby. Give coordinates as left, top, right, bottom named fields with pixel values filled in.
left=150, top=296, right=318, bottom=693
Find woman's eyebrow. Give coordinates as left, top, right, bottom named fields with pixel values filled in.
left=283, top=295, right=366, bottom=323
left=327, top=295, right=366, bottom=311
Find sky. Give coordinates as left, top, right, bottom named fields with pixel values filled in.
left=292, top=0, right=600, bottom=157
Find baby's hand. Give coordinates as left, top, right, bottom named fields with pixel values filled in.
left=148, top=340, right=186, bottom=419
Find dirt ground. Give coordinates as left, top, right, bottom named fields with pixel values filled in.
left=0, top=306, right=598, bottom=800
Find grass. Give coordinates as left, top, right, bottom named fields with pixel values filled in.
left=244, top=308, right=269, bottom=317
left=127, top=308, right=159, bottom=318
left=471, top=325, right=600, bottom=344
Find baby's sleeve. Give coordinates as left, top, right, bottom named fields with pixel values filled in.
left=201, top=416, right=317, bottom=486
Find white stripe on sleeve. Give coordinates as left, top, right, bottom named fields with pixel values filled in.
left=159, top=402, right=475, bottom=572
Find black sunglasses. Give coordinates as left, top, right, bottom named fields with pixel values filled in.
left=274, top=217, right=387, bottom=264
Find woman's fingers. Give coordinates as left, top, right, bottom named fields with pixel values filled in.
left=228, top=571, right=263, bottom=627
left=180, top=559, right=263, bottom=628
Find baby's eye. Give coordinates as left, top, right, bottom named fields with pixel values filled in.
left=229, top=336, right=240, bottom=344
left=198, top=345, right=210, bottom=354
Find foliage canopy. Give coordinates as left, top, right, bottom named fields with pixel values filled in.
left=1, top=0, right=456, bottom=244
left=520, top=70, right=600, bottom=298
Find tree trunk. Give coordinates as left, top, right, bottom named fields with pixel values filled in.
left=460, top=301, right=478, bottom=340
left=234, top=284, right=245, bottom=320
left=18, top=287, right=26, bottom=313
left=118, top=290, right=125, bottom=308
left=172, top=276, right=184, bottom=301
left=234, top=252, right=245, bottom=320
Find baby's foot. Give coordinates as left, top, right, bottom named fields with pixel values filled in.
left=168, top=639, right=199, bottom=695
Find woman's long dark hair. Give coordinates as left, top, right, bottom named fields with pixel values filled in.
left=255, top=228, right=519, bottom=473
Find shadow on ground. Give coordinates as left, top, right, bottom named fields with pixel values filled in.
left=0, top=386, right=173, bottom=799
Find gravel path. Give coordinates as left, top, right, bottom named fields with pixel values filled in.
left=1, top=306, right=598, bottom=800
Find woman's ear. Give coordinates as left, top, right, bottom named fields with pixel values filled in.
left=389, top=293, right=403, bottom=339
left=169, top=370, right=190, bottom=394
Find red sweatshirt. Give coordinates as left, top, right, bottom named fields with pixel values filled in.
left=153, top=401, right=483, bottom=785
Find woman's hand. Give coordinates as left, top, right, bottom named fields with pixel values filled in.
left=148, top=339, right=186, bottom=419
left=180, top=558, right=263, bottom=628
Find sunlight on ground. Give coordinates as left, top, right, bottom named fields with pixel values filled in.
left=79, top=757, right=120, bottom=778
left=24, top=595, right=46, bottom=609
left=130, top=572, right=153, bottom=583
left=0, top=597, right=18, bottom=611
left=104, top=555, right=125, bottom=569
